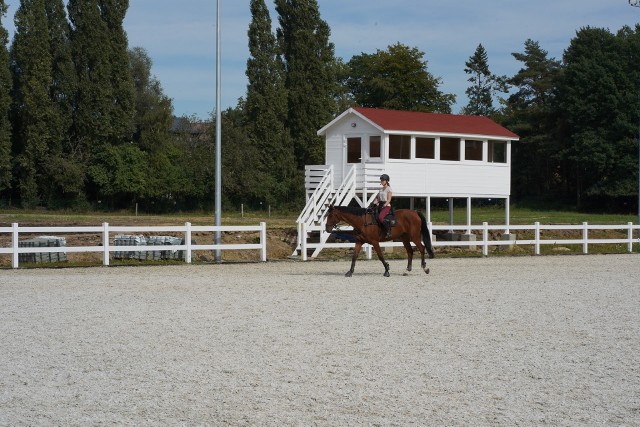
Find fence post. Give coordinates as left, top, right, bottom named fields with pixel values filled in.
left=582, top=222, right=589, bottom=254
left=301, top=222, right=307, bottom=261
left=102, top=222, right=110, bottom=266
left=260, top=222, right=267, bottom=262
left=534, top=222, right=540, bottom=255
left=628, top=222, right=634, bottom=253
left=12, top=223, right=18, bottom=269
left=185, top=222, right=192, bottom=264
left=482, top=222, right=488, bottom=256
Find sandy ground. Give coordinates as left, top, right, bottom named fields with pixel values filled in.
left=0, top=255, right=639, bottom=426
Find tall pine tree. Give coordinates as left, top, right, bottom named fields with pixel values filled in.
left=99, top=0, right=135, bottom=143
left=10, top=0, right=56, bottom=207
left=503, top=39, right=561, bottom=202
left=68, top=0, right=112, bottom=153
left=45, top=0, right=84, bottom=206
left=246, top=0, right=296, bottom=205
left=0, top=0, right=11, bottom=198
left=461, top=43, right=507, bottom=117
left=275, top=0, right=336, bottom=169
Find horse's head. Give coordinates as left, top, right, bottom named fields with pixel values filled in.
left=325, top=204, right=338, bottom=232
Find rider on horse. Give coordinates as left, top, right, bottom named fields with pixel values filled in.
left=374, top=174, right=393, bottom=238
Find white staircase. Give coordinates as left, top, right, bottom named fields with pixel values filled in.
left=294, top=165, right=357, bottom=257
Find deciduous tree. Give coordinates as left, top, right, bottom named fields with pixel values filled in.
left=346, top=43, right=455, bottom=113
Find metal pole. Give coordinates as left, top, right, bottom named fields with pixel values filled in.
left=631, top=0, right=640, bottom=227
left=214, top=0, right=222, bottom=261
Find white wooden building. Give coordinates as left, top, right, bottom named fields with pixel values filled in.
left=296, top=107, right=520, bottom=256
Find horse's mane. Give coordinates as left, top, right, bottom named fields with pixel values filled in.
left=333, top=205, right=367, bottom=216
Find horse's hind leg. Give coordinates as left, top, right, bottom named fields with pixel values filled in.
left=402, top=240, right=414, bottom=272
left=415, top=241, right=430, bottom=274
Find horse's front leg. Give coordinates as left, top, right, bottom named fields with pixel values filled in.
left=402, top=240, right=414, bottom=272
left=371, top=242, right=390, bottom=277
left=345, top=241, right=364, bottom=277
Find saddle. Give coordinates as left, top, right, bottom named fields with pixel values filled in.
left=368, top=205, right=396, bottom=227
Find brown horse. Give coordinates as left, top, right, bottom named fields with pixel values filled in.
left=325, top=204, right=435, bottom=277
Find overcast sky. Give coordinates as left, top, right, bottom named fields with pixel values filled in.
left=3, top=0, right=639, bottom=119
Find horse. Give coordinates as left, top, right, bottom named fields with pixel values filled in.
left=325, top=204, right=435, bottom=277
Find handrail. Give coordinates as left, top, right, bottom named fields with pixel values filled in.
left=297, top=165, right=333, bottom=226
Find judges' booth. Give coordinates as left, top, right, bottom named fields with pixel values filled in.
left=296, top=107, right=519, bottom=257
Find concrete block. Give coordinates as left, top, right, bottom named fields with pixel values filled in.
left=461, top=233, right=477, bottom=251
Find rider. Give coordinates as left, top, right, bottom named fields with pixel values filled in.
left=374, top=174, right=393, bottom=238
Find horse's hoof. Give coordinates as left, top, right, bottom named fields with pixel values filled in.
left=424, top=268, right=430, bottom=274
left=406, top=267, right=412, bottom=272
left=383, top=271, right=390, bottom=277
left=345, top=271, right=353, bottom=277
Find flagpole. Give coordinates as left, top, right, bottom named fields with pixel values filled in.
left=214, top=0, right=222, bottom=262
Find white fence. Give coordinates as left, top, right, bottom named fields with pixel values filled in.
left=0, top=222, right=267, bottom=269
left=299, top=222, right=640, bottom=260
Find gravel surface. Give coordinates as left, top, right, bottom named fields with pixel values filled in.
left=1, top=255, right=639, bottom=426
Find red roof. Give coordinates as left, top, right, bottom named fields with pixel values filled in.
left=353, top=107, right=519, bottom=139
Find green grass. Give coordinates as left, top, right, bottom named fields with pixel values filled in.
left=1, top=205, right=636, bottom=228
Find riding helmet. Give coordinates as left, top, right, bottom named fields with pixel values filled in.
left=380, top=174, right=390, bottom=182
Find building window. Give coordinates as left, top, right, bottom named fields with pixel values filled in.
left=347, top=137, right=361, bottom=163
left=389, top=134, right=411, bottom=159
left=415, top=137, right=435, bottom=159
left=369, top=135, right=381, bottom=158
left=440, top=137, right=460, bottom=161
left=489, top=140, right=506, bottom=163
left=465, top=140, right=483, bottom=161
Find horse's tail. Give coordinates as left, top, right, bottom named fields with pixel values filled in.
left=417, top=211, right=435, bottom=259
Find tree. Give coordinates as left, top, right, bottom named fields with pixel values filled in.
left=10, top=0, right=56, bottom=207
left=346, top=42, right=455, bottom=113
left=246, top=0, right=297, bottom=206
left=461, top=43, right=507, bottom=117
left=99, top=0, right=135, bottom=143
left=69, top=0, right=136, bottom=205
left=0, top=0, right=11, bottom=198
left=45, top=0, right=84, bottom=207
left=129, top=46, right=185, bottom=206
left=275, top=0, right=337, bottom=169
left=501, top=39, right=561, bottom=202
left=68, top=0, right=112, bottom=154
left=555, top=26, right=639, bottom=209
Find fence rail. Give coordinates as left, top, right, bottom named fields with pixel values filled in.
left=0, top=222, right=267, bottom=268
left=299, top=221, right=640, bottom=260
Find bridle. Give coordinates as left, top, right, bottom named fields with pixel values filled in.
left=326, top=210, right=340, bottom=230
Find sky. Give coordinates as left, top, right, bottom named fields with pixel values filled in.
left=3, top=0, right=640, bottom=119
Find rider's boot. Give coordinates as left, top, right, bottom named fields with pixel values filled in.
left=383, top=219, right=392, bottom=239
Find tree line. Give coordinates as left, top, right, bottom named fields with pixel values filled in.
left=0, top=0, right=638, bottom=213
